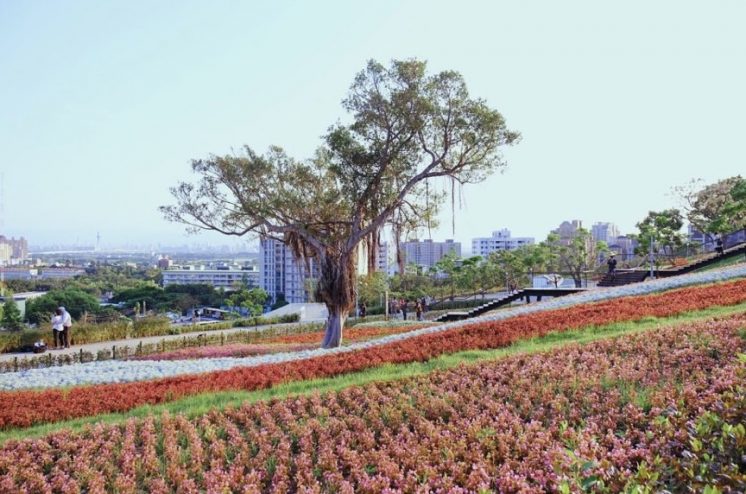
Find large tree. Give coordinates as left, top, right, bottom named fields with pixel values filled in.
left=162, top=59, right=519, bottom=347
left=674, top=176, right=745, bottom=237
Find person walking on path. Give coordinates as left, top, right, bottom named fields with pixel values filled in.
left=607, top=254, right=618, bottom=280
left=51, top=308, right=64, bottom=349
left=415, top=301, right=423, bottom=321
left=59, top=306, right=72, bottom=348
left=401, top=299, right=408, bottom=321
left=715, top=236, right=725, bottom=256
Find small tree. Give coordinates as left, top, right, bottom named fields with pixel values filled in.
left=1, top=297, right=23, bottom=331
left=545, top=229, right=607, bottom=287
left=710, top=178, right=746, bottom=254
left=635, top=209, right=686, bottom=260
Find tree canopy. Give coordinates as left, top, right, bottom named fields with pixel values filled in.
left=163, top=59, right=519, bottom=347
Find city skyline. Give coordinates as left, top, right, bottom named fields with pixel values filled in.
left=2, top=1, right=744, bottom=248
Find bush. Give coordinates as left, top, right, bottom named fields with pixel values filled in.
left=131, top=316, right=172, bottom=338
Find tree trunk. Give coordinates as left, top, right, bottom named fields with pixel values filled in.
left=316, top=249, right=356, bottom=348
left=322, top=306, right=347, bottom=348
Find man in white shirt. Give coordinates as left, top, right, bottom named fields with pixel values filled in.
left=51, top=308, right=64, bottom=349
left=59, top=306, right=73, bottom=348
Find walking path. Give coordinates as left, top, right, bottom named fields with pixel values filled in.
left=0, top=320, right=323, bottom=364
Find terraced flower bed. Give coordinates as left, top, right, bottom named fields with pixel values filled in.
left=131, top=324, right=431, bottom=361
left=1, top=277, right=745, bottom=430
left=1, top=313, right=744, bottom=492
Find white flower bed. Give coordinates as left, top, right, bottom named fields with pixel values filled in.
left=2, top=264, right=745, bottom=391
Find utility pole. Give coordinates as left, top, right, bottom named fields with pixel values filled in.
left=649, top=237, right=655, bottom=279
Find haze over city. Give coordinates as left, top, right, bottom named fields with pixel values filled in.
left=2, top=1, right=745, bottom=249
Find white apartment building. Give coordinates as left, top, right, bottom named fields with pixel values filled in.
left=471, top=229, right=535, bottom=257
left=162, top=265, right=259, bottom=290
left=398, top=239, right=461, bottom=270
left=260, top=237, right=319, bottom=304
left=591, top=222, right=621, bottom=244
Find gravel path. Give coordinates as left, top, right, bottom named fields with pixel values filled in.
left=2, top=264, right=745, bottom=391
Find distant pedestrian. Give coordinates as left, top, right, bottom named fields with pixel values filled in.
left=59, top=306, right=72, bottom=348
left=401, top=299, right=408, bottom=321
left=715, top=236, right=724, bottom=256
left=359, top=302, right=367, bottom=318
left=607, top=255, right=618, bottom=278
left=415, top=301, right=423, bottom=321
left=51, top=309, right=64, bottom=349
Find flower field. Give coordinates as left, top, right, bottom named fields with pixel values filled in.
left=1, top=277, right=745, bottom=431
left=1, top=312, right=744, bottom=492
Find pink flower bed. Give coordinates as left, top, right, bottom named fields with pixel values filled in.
left=2, top=314, right=745, bottom=492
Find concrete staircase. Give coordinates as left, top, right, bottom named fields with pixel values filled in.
left=433, top=288, right=585, bottom=323
left=597, top=241, right=746, bottom=287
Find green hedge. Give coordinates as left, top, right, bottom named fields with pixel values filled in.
left=0, top=313, right=303, bottom=354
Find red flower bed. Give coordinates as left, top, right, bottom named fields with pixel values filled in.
left=1, top=313, right=745, bottom=492
left=0, top=279, right=745, bottom=430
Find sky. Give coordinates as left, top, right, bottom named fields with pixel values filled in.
left=1, top=1, right=744, bottom=252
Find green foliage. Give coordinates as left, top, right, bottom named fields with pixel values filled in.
left=544, top=229, right=608, bottom=287
left=1, top=297, right=23, bottom=331
left=709, top=177, right=746, bottom=235
left=677, top=176, right=746, bottom=235
left=24, top=289, right=101, bottom=325
left=357, top=272, right=389, bottom=307
left=635, top=209, right=686, bottom=258
left=226, top=288, right=268, bottom=317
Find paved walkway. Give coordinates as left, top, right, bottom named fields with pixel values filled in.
left=0, top=320, right=325, bottom=364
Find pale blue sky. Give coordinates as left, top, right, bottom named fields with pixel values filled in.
left=1, top=1, right=744, bottom=250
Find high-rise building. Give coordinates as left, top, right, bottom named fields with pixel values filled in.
left=260, top=236, right=319, bottom=304
left=471, top=229, right=535, bottom=257
left=551, top=220, right=584, bottom=245
left=398, top=239, right=461, bottom=271
left=591, top=222, right=621, bottom=244
left=0, top=235, right=28, bottom=265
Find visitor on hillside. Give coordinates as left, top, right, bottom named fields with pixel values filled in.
left=415, top=301, right=423, bottom=321
left=715, top=236, right=724, bottom=256
left=59, top=306, right=73, bottom=348
left=607, top=255, right=617, bottom=279
left=51, top=308, right=64, bottom=349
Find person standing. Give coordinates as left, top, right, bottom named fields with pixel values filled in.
left=59, top=306, right=72, bottom=348
left=51, top=308, right=64, bottom=349
left=715, top=236, right=724, bottom=256
left=607, top=255, right=617, bottom=279
left=401, top=299, right=408, bottom=321
left=415, top=300, right=423, bottom=321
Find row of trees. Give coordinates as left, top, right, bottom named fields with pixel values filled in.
left=356, top=228, right=609, bottom=307
left=636, top=176, right=746, bottom=259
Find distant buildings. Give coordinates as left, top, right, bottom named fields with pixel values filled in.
left=156, top=256, right=174, bottom=270
left=161, top=265, right=259, bottom=290
left=590, top=222, right=620, bottom=244
left=260, top=237, right=319, bottom=305
left=0, top=235, right=28, bottom=265
left=0, top=267, right=85, bottom=282
left=471, top=229, right=534, bottom=257
left=398, top=239, right=461, bottom=270
left=551, top=220, right=584, bottom=245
